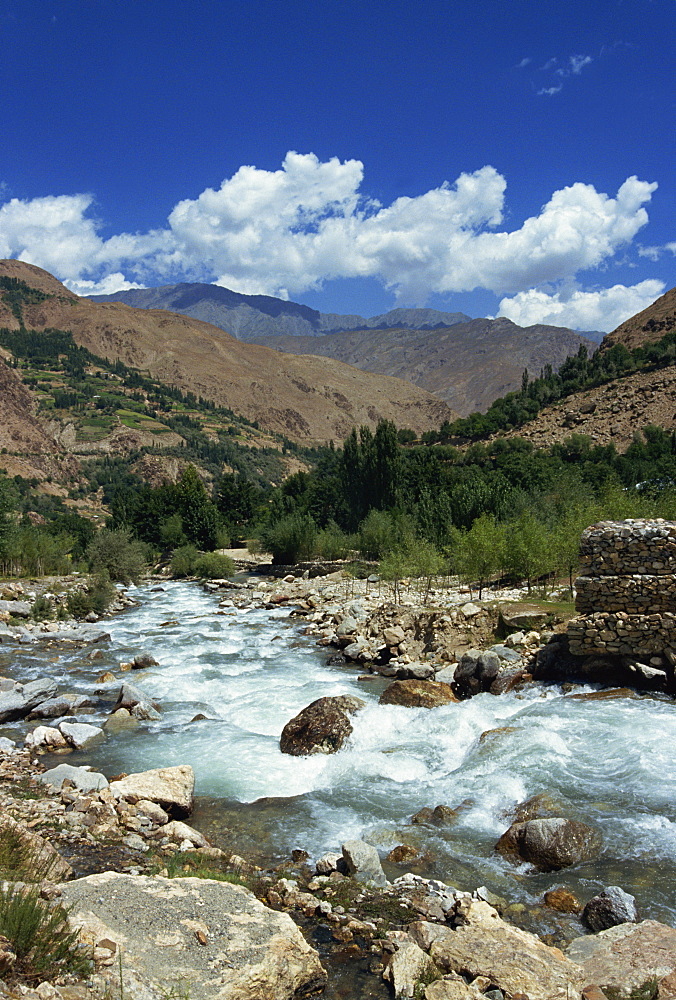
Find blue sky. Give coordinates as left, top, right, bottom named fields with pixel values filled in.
left=0, top=0, right=673, bottom=331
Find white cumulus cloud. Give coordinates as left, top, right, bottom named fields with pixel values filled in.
left=497, top=279, right=666, bottom=332
left=0, top=153, right=660, bottom=314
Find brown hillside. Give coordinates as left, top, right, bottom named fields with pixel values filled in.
left=494, top=366, right=676, bottom=453
left=0, top=262, right=456, bottom=444
left=251, top=318, right=596, bottom=416
left=601, top=286, right=676, bottom=351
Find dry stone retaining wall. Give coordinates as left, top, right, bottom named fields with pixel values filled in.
left=568, top=519, right=676, bottom=661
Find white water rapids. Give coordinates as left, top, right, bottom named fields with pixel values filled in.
left=4, top=580, right=676, bottom=924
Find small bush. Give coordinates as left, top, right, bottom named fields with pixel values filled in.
left=0, top=883, right=90, bottom=982
left=66, top=572, right=115, bottom=618
left=170, top=544, right=199, bottom=578
left=30, top=596, right=52, bottom=622
left=194, top=551, right=235, bottom=579
left=315, top=521, right=353, bottom=560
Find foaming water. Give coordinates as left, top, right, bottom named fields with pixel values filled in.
left=7, top=581, right=676, bottom=922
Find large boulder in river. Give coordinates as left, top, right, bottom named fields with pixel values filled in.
left=452, top=649, right=501, bottom=699
left=60, top=872, right=327, bottom=1000
left=379, top=678, right=457, bottom=708
left=0, top=678, right=58, bottom=723
left=496, top=817, right=601, bottom=871
left=109, top=765, right=195, bottom=818
left=280, top=695, right=365, bottom=756
left=582, top=886, right=639, bottom=931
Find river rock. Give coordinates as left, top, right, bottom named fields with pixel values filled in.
left=567, top=919, right=676, bottom=999
left=383, top=938, right=429, bottom=997
left=496, top=817, right=601, bottom=871
left=25, top=725, right=70, bottom=750
left=39, top=762, right=109, bottom=792
left=424, top=976, right=479, bottom=1000
left=0, top=935, right=16, bottom=975
left=59, top=721, right=105, bottom=750
left=543, top=887, right=582, bottom=914
left=132, top=654, right=159, bottom=669
left=153, top=820, right=209, bottom=848
left=498, top=604, right=549, bottom=633
left=0, top=677, right=58, bottom=723
left=279, top=695, right=365, bottom=756
left=0, top=599, right=31, bottom=617
left=27, top=693, right=96, bottom=718
left=109, top=765, right=195, bottom=818
left=113, top=682, right=161, bottom=713
left=341, top=839, right=388, bottom=887
left=0, top=815, right=72, bottom=881
left=452, top=649, right=501, bottom=699
left=582, top=886, right=639, bottom=931
left=429, top=899, right=584, bottom=1000
left=316, top=851, right=345, bottom=875
left=379, top=679, right=457, bottom=708
left=60, top=872, right=327, bottom=999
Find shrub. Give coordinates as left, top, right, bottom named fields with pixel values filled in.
left=358, top=510, right=402, bottom=560
left=260, top=513, right=316, bottom=564
left=315, top=521, right=353, bottom=560
left=30, top=596, right=52, bottom=622
left=87, top=528, right=148, bottom=584
left=0, top=883, right=90, bottom=982
left=66, top=573, right=116, bottom=618
left=170, top=544, right=199, bottom=578
left=194, top=551, right=235, bottom=579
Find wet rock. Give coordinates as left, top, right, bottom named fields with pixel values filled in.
left=567, top=919, right=676, bottom=999
left=429, top=899, right=584, bottom=1000
left=341, top=839, right=388, bottom=887
left=131, top=654, right=159, bottom=669
left=104, top=708, right=141, bottom=732
left=582, top=886, right=639, bottom=931
left=452, top=649, right=501, bottom=699
left=496, top=817, right=601, bottom=871
left=543, top=887, right=582, bottom=914
left=411, top=807, right=435, bottom=825
left=279, top=695, right=365, bottom=756
left=39, top=762, right=109, bottom=792
left=511, top=792, right=571, bottom=823
left=27, top=693, right=96, bottom=719
left=112, top=681, right=160, bottom=714
left=387, top=844, right=422, bottom=864
left=109, top=764, right=195, bottom=818
left=60, top=872, right=327, bottom=999
left=379, top=679, right=457, bottom=708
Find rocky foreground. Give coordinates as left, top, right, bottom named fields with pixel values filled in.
left=1, top=566, right=676, bottom=999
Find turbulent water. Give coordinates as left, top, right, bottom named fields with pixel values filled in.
left=4, top=580, right=676, bottom=925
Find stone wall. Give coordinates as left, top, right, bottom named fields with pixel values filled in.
left=567, top=519, right=676, bottom=665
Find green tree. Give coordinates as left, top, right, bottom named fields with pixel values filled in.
left=87, top=528, right=148, bottom=584
left=504, top=513, right=553, bottom=593
left=454, top=514, right=506, bottom=599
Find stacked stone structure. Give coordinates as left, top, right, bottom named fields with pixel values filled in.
left=567, top=519, right=676, bottom=663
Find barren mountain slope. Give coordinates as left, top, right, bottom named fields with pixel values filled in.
left=252, top=319, right=597, bottom=415
left=601, top=286, right=676, bottom=352
left=0, top=354, right=76, bottom=480
left=494, top=366, right=676, bottom=452
left=0, top=262, right=456, bottom=443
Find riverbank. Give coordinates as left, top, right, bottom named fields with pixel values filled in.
left=2, top=569, right=676, bottom=998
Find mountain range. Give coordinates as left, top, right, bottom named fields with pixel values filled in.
left=90, top=282, right=471, bottom=341
left=90, top=281, right=599, bottom=415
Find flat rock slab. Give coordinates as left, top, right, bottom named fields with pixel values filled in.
left=110, top=765, right=195, bottom=818
left=60, top=872, right=326, bottom=1000
left=567, top=919, right=676, bottom=999
left=39, top=763, right=109, bottom=792
left=429, top=900, right=584, bottom=1000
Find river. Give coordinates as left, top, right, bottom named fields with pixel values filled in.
left=3, top=579, right=676, bottom=928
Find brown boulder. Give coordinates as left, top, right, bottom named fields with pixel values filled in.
left=496, top=817, right=601, bottom=871
left=279, top=695, right=365, bottom=756
left=379, top=679, right=457, bottom=708
left=544, top=887, right=583, bottom=914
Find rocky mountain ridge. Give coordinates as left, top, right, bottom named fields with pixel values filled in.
left=89, top=281, right=471, bottom=340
